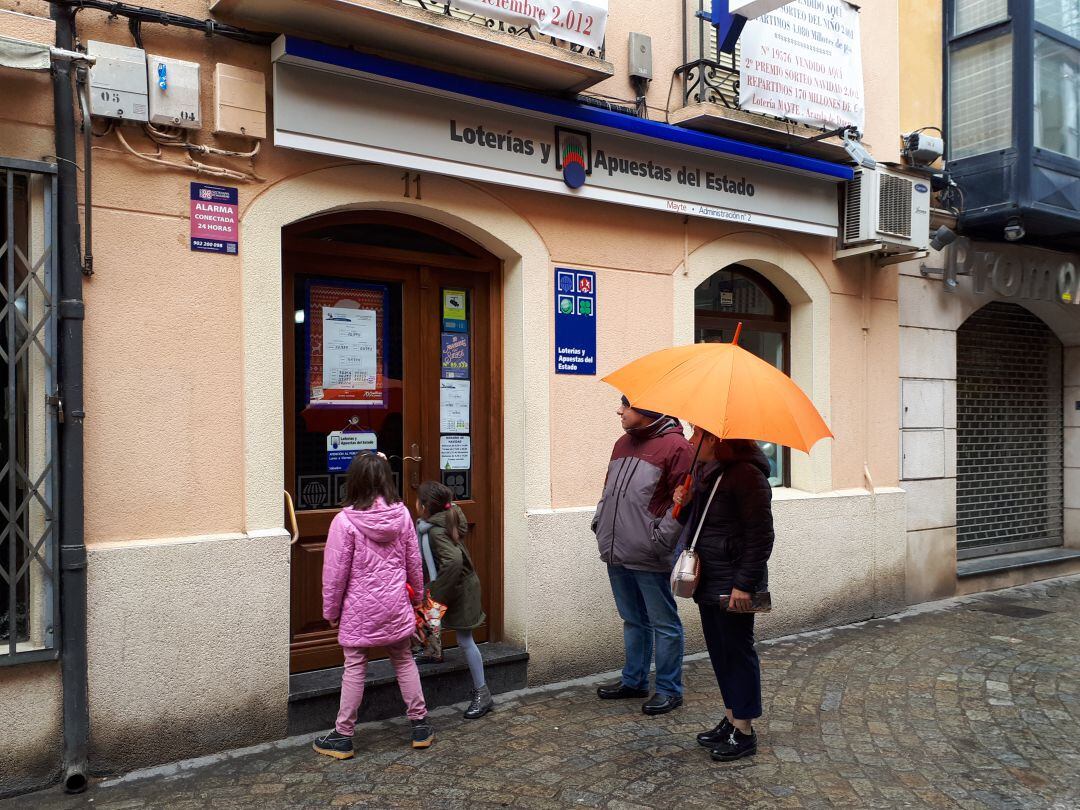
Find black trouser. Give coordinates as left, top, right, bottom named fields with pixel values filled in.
left=699, top=603, right=762, bottom=720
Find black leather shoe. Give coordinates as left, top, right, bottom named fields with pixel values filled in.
left=641, top=693, right=683, bottom=715
left=711, top=727, right=757, bottom=761
left=596, top=682, right=650, bottom=700
left=697, top=718, right=734, bottom=747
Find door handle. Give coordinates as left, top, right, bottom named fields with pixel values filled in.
left=284, top=490, right=300, bottom=545
left=404, top=443, right=422, bottom=489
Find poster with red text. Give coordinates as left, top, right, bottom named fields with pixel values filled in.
left=307, top=282, right=388, bottom=405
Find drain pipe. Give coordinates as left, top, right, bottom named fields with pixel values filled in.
left=51, top=3, right=90, bottom=794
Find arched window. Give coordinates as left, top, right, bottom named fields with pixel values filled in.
left=694, top=264, right=791, bottom=486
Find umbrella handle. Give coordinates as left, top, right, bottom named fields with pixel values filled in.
left=672, top=473, right=694, bottom=519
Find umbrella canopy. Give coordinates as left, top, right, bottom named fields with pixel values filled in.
left=602, top=339, right=832, bottom=453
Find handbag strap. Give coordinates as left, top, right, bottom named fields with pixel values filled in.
left=687, top=472, right=724, bottom=553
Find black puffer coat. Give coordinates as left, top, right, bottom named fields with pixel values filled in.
left=678, top=443, right=774, bottom=605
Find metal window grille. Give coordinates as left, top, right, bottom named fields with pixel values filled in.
left=956, top=302, right=1064, bottom=559
left=1, top=157, right=59, bottom=665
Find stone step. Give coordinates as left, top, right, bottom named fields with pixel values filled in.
left=287, top=642, right=528, bottom=735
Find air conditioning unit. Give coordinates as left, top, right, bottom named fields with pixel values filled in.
left=839, top=166, right=930, bottom=254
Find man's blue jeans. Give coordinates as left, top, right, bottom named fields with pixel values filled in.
left=607, top=565, right=685, bottom=698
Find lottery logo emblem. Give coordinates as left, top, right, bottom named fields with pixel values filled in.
left=556, top=127, right=592, bottom=190
left=559, top=296, right=575, bottom=315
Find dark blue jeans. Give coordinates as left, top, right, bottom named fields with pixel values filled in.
left=607, top=565, right=685, bottom=698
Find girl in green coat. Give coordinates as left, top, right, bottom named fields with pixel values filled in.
left=416, top=481, right=493, bottom=719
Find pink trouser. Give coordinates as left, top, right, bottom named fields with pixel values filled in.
left=336, top=639, right=427, bottom=736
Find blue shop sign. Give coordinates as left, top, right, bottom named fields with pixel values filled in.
left=554, top=268, right=596, bottom=375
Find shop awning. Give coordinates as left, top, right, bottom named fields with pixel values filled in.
left=272, top=36, right=853, bottom=237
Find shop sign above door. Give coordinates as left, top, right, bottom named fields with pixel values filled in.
left=451, top=0, right=607, bottom=52
left=928, top=237, right=1080, bottom=306
left=272, top=45, right=841, bottom=237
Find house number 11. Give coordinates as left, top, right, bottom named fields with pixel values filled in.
left=402, top=172, right=422, bottom=200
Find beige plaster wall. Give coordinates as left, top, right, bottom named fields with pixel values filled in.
left=0, top=0, right=906, bottom=780
left=0, top=0, right=904, bottom=533
left=898, top=0, right=943, bottom=138
left=85, top=531, right=291, bottom=772
left=525, top=488, right=906, bottom=684
left=0, top=662, right=61, bottom=797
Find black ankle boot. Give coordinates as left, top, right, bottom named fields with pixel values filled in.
left=696, top=718, right=734, bottom=747
left=463, top=685, right=494, bottom=720
left=711, top=726, right=757, bottom=761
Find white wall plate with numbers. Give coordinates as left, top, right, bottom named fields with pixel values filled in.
left=147, top=54, right=202, bottom=129
left=87, top=40, right=149, bottom=122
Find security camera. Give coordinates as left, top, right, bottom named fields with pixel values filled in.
left=929, top=225, right=957, bottom=252
left=1004, top=218, right=1025, bottom=241
left=841, top=130, right=876, bottom=170
left=902, top=131, right=944, bottom=165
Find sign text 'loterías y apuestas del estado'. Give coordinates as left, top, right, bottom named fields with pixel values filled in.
left=272, top=60, right=840, bottom=237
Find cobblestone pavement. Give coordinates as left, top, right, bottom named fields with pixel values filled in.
left=9, top=577, right=1080, bottom=810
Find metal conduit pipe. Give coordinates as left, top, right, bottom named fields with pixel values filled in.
left=48, top=0, right=277, bottom=45
left=51, top=3, right=90, bottom=795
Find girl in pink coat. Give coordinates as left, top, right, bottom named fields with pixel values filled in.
left=313, top=452, right=432, bottom=760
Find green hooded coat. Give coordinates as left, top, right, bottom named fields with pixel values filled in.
left=417, top=506, right=486, bottom=631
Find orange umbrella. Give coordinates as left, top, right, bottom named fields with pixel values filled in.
left=602, top=325, right=832, bottom=453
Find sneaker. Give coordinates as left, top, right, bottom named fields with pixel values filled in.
left=411, top=718, right=434, bottom=749
left=413, top=653, right=444, bottom=665
left=697, top=718, right=735, bottom=747
left=312, top=730, right=354, bottom=760
left=463, top=685, right=494, bottom=720
left=711, top=727, right=758, bottom=762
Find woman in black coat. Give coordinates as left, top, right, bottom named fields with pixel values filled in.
left=672, top=431, right=774, bottom=762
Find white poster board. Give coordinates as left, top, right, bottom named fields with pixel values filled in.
left=439, top=380, right=471, bottom=434
left=440, top=435, right=472, bottom=470
left=739, top=0, right=865, bottom=131
left=450, top=0, right=607, bottom=52
left=322, top=307, right=378, bottom=394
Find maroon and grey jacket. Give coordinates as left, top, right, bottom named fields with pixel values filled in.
left=592, top=418, right=693, bottom=573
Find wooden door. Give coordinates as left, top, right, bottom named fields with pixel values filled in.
left=283, top=213, right=502, bottom=673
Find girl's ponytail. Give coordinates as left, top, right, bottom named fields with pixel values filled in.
left=417, top=481, right=466, bottom=543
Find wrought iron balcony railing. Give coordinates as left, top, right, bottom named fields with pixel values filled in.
left=397, top=0, right=606, bottom=60
left=675, top=0, right=740, bottom=109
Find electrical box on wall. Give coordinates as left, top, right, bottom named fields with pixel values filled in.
left=87, top=40, right=149, bottom=122
left=147, top=55, right=201, bottom=128
left=628, top=33, right=653, bottom=80
left=214, top=63, right=267, bottom=139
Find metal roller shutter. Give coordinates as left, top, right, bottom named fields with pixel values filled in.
left=957, top=302, right=1064, bottom=558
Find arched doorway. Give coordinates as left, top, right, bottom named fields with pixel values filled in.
left=282, top=211, right=503, bottom=672
left=957, top=302, right=1064, bottom=559
left=694, top=264, right=791, bottom=486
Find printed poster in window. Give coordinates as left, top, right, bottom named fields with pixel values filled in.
left=441, top=333, right=470, bottom=380
left=306, top=282, right=388, bottom=405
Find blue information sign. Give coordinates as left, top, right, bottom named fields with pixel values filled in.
left=554, top=268, right=596, bottom=375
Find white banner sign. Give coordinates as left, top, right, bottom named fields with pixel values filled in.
left=739, top=0, right=864, bottom=131
left=451, top=0, right=607, bottom=52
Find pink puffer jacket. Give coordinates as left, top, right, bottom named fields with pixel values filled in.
left=322, top=499, right=423, bottom=649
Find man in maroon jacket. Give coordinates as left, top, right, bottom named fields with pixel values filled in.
left=592, top=396, right=693, bottom=715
